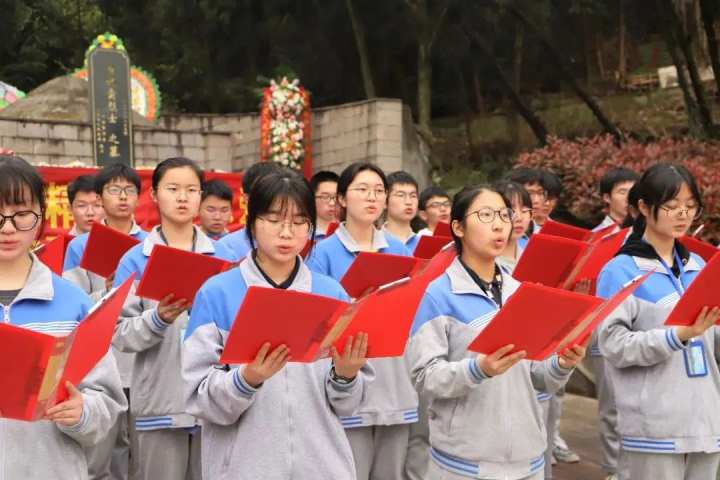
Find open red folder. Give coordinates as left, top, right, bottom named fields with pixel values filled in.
left=80, top=222, right=140, bottom=278
left=433, top=222, right=451, bottom=237
left=679, top=235, right=718, bottom=263
left=414, top=235, right=453, bottom=259
left=326, top=222, right=340, bottom=237
left=135, top=244, right=233, bottom=303
left=35, top=234, right=74, bottom=275
left=559, top=228, right=628, bottom=293
left=541, top=219, right=616, bottom=244
left=666, top=253, right=720, bottom=326
left=0, top=275, right=134, bottom=421
left=340, top=252, right=423, bottom=299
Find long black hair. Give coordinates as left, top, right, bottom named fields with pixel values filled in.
left=151, top=157, right=204, bottom=191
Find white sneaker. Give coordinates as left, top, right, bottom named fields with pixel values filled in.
left=553, top=446, right=580, bottom=463
left=605, top=475, right=618, bottom=480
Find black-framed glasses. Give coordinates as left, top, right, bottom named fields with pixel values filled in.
left=105, top=185, right=139, bottom=197
left=257, top=216, right=312, bottom=236
left=659, top=204, right=703, bottom=220
left=0, top=211, right=41, bottom=231
left=465, top=207, right=514, bottom=224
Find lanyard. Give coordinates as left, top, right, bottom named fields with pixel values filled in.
left=158, top=226, right=197, bottom=253
left=657, top=249, right=686, bottom=295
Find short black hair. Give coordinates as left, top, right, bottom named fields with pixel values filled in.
left=505, top=167, right=543, bottom=186
left=242, top=162, right=284, bottom=194
left=152, top=157, right=204, bottom=191
left=201, top=179, right=233, bottom=203
left=68, top=175, right=97, bottom=204
left=540, top=170, right=563, bottom=199
left=245, top=170, right=316, bottom=249
left=418, top=186, right=450, bottom=210
left=450, top=184, right=510, bottom=255
left=494, top=180, right=532, bottom=210
left=387, top=171, right=419, bottom=193
left=309, top=171, right=340, bottom=194
left=337, top=162, right=388, bottom=198
left=635, top=163, right=703, bottom=222
left=0, top=155, right=47, bottom=238
left=600, top=167, right=640, bottom=196
left=94, top=163, right=141, bottom=195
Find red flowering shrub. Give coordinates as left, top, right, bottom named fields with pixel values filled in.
left=514, top=135, right=720, bottom=242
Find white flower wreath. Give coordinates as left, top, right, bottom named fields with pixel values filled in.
left=268, top=77, right=306, bottom=170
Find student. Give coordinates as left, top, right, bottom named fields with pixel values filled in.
left=407, top=184, right=585, bottom=479
left=0, top=155, right=126, bottom=480
left=306, top=162, right=416, bottom=480
left=540, top=170, right=562, bottom=224
left=506, top=167, right=546, bottom=239
left=219, top=162, right=283, bottom=259
left=112, top=157, right=236, bottom=480
left=495, top=180, right=532, bottom=273
left=63, top=162, right=147, bottom=480
left=182, top=170, right=374, bottom=479
left=384, top=171, right=421, bottom=252
left=596, top=168, right=640, bottom=232
left=417, top=186, right=451, bottom=236
left=310, top=170, right=340, bottom=241
left=68, top=174, right=104, bottom=236
left=598, top=164, right=720, bottom=480
left=199, top=179, right=233, bottom=240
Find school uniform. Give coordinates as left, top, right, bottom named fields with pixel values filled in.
left=182, top=254, right=375, bottom=479
left=382, top=227, right=422, bottom=253
left=0, top=256, right=127, bottom=480
left=594, top=215, right=620, bottom=233
left=217, top=227, right=251, bottom=260
left=63, top=220, right=147, bottom=480
left=597, top=238, right=720, bottom=480
left=112, top=226, right=236, bottom=480
left=306, top=224, right=417, bottom=480
left=407, top=257, right=574, bottom=479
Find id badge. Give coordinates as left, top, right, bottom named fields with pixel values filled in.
left=683, top=339, right=708, bottom=378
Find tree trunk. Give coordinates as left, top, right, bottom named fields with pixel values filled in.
left=465, top=29, right=549, bottom=146
left=473, top=69, right=485, bottom=113
left=513, top=24, right=524, bottom=92
left=507, top=4, right=624, bottom=143
left=699, top=0, right=720, bottom=100
left=618, top=0, right=627, bottom=85
left=417, top=40, right=433, bottom=138
left=596, top=34, right=606, bottom=79
left=345, top=0, right=376, bottom=99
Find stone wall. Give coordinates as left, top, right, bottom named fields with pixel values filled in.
left=0, top=98, right=430, bottom=184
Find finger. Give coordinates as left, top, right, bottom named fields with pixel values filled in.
left=66, top=382, right=82, bottom=398
left=255, top=343, right=271, bottom=364
left=266, top=345, right=288, bottom=365
left=160, top=293, right=175, bottom=306
left=697, top=306, right=710, bottom=324
left=498, top=350, right=526, bottom=369
left=343, top=336, right=354, bottom=359
left=492, top=344, right=516, bottom=360
left=358, top=332, right=369, bottom=358
left=330, top=346, right=340, bottom=363
left=48, top=411, right=81, bottom=422
left=351, top=333, right=366, bottom=359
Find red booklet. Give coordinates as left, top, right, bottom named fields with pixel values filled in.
left=588, top=224, right=619, bottom=244
left=679, top=235, right=718, bottom=263
left=559, top=228, right=628, bottom=293
left=35, top=234, right=74, bottom=275
left=135, top=245, right=232, bottom=303
left=513, top=234, right=588, bottom=287
left=666, top=253, right=720, bottom=326
left=467, top=283, right=604, bottom=360
left=80, top=222, right=140, bottom=277
left=414, top=235, right=453, bottom=259
left=433, top=222, right=451, bottom=237
left=326, top=222, right=340, bottom=237
left=540, top=219, right=592, bottom=242
left=0, top=275, right=134, bottom=421
left=340, top=252, right=422, bottom=299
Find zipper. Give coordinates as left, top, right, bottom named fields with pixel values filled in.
left=1, top=303, right=9, bottom=323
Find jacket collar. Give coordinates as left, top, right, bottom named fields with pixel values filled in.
left=445, top=256, right=519, bottom=304
left=142, top=225, right=216, bottom=256
left=239, top=254, right=313, bottom=293
left=335, top=223, right=389, bottom=253
left=102, top=218, right=144, bottom=237
left=13, top=254, right=55, bottom=303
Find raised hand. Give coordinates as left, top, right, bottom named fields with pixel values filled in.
left=331, top=333, right=369, bottom=380
left=241, top=343, right=290, bottom=388
left=477, top=344, right=526, bottom=377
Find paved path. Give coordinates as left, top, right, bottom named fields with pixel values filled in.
left=553, top=394, right=607, bottom=480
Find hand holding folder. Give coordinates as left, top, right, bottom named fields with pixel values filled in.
left=135, top=245, right=232, bottom=304
left=666, top=254, right=720, bottom=326
left=0, top=275, right=134, bottom=421
left=340, top=252, right=422, bottom=299
left=80, top=222, right=140, bottom=278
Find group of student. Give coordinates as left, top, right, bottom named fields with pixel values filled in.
left=0, top=149, right=718, bottom=480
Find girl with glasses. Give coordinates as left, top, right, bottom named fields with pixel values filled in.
left=306, top=162, right=417, bottom=480
left=182, top=170, right=371, bottom=479
left=407, top=184, right=585, bottom=480
left=597, top=164, right=720, bottom=480
left=0, top=155, right=126, bottom=480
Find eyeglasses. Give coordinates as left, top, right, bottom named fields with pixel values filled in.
left=0, top=211, right=41, bottom=231
left=162, top=185, right=202, bottom=197
left=105, top=185, right=139, bottom=197
left=465, top=207, right=514, bottom=224
left=348, top=186, right=387, bottom=199
left=257, top=216, right=311, bottom=236
left=426, top=200, right=451, bottom=210
left=390, top=191, right=419, bottom=201
left=526, top=189, right=547, bottom=200
left=659, top=204, right=703, bottom=220
left=315, top=194, right=337, bottom=204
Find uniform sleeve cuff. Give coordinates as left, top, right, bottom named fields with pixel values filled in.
left=665, top=328, right=686, bottom=351
left=58, top=404, right=88, bottom=434
left=467, top=357, right=488, bottom=383
left=149, top=309, right=171, bottom=332
left=232, top=368, right=259, bottom=398
left=550, top=355, right=573, bottom=379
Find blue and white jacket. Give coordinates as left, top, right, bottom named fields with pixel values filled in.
left=217, top=227, right=252, bottom=261
left=597, top=252, right=720, bottom=455
left=0, top=256, right=126, bottom=480
left=306, top=224, right=419, bottom=428
left=383, top=228, right=422, bottom=254
left=112, top=226, right=235, bottom=431
left=182, top=255, right=374, bottom=480
left=407, top=257, right=573, bottom=479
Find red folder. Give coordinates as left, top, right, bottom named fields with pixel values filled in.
left=326, top=222, right=340, bottom=237
left=540, top=219, right=592, bottom=242
left=679, top=235, right=718, bottom=263
left=588, top=224, right=619, bottom=243
left=0, top=275, right=134, bottom=421
left=35, top=234, right=74, bottom=275
left=433, top=222, right=451, bottom=237
left=666, top=253, right=720, bottom=326
left=80, top=222, right=140, bottom=277
left=559, top=228, right=628, bottom=293
left=340, top=252, right=422, bottom=299
left=135, top=244, right=232, bottom=303
left=414, top=235, right=453, bottom=259
left=468, top=283, right=604, bottom=360
left=513, top=234, right=588, bottom=287
left=300, top=240, right=315, bottom=259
